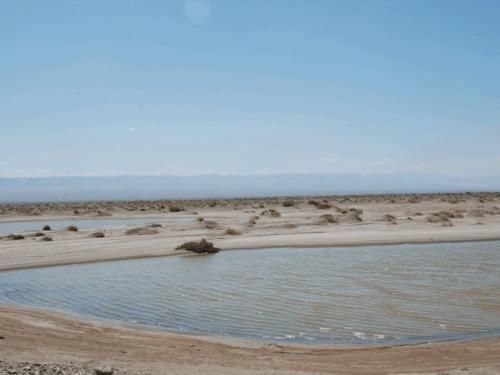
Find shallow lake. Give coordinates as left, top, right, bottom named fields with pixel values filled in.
left=1, top=241, right=499, bottom=344
left=0, top=216, right=194, bottom=235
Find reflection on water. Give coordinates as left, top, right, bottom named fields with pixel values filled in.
left=0, top=217, right=193, bottom=235
left=1, top=241, right=499, bottom=344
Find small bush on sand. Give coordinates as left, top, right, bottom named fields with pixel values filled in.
left=150, top=223, right=163, bottom=228
left=317, top=214, right=338, bottom=224
left=197, top=217, right=205, bottom=222
left=307, top=200, right=319, bottom=206
left=225, top=227, right=241, bottom=235
left=42, top=225, right=51, bottom=231
left=169, top=206, right=183, bottom=212
left=260, top=209, right=281, bottom=217
left=67, top=225, right=78, bottom=232
left=204, top=220, right=220, bottom=229
left=176, top=238, right=219, bottom=254
left=382, top=214, right=396, bottom=222
left=91, top=231, right=105, bottom=238
left=426, top=214, right=449, bottom=223
left=316, top=203, right=332, bottom=210
left=41, top=236, right=53, bottom=241
left=34, top=232, right=45, bottom=237
left=7, top=234, right=24, bottom=240
left=125, top=227, right=159, bottom=235
left=282, top=201, right=295, bottom=207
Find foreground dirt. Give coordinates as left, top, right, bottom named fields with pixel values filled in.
left=1, top=193, right=500, bottom=271
left=0, top=305, right=499, bottom=375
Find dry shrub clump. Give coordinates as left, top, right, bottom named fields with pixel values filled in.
left=169, top=206, right=183, bottom=212
left=260, top=209, right=281, bottom=217
left=282, top=201, right=295, bottom=207
left=42, top=225, right=51, bottom=231
left=67, top=225, right=78, bottom=232
left=225, top=227, right=241, bottom=235
left=91, top=231, right=105, bottom=238
left=316, top=202, right=332, bottom=210
left=204, top=220, right=220, bottom=229
left=41, top=236, right=53, bottom=241
left=150, top=223, right=163, bottom=228
left=125, top=227, right=159, bottom=235
left=317, top=214, right=338, bottom=224
left=176, top=238, right=219, bottom=254
left=7, top=234, right=24, bottom=240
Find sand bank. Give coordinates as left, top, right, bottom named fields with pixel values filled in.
left=0, top=304, right=499, bottom=374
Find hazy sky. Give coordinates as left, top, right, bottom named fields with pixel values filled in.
left=1, top=0, right=499, bottom=177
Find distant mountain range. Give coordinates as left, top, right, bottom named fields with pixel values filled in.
left=1, top=174, right=500, bottom=203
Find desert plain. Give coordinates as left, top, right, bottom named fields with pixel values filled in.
left=1, top=192, right=500, bottom=374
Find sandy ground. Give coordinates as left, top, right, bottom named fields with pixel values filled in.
left=1, top=193, right=500, bottom=271
left=0, top=304, right=499, bottom=375
left=1, top=193, right=500, bottom=374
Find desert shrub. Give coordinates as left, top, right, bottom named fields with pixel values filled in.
left=382, top=214, right=396, bottom=222
left=91, top=231, right=105, bottom=238
left=125, top=227, right=159, bottom=235
left=150, top=223, right=163, bottom=228
left=42, top=225, right=51, bottom=231
left=67, top=225, right=78, bottom=232
left=169, top=206, right=183, bottom=212
left=41, top=236, right=53, bottom=241
left=307, top=200, right=320, bottom=206
left=282, top=201, right=295, bottom=207
left=260, top=209, right=281, bottom=217
left=7, top=234, right=24, bottom=240
left=175, top=238, right=219, bottom=254
left=204, top=220, right=220, bottom=229
left=316, top=203, right=332, bottom=210
left=197, top=217, right=205, bottom=222
left=426, top=214, right=449, bottom=223
left=317, top=214, right=338, bottom=224
left=225, top=227, right=241, bottom=235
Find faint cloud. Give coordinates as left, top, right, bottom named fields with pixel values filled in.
left=129, top=127, right=136, bottom=132
left=184, top=0, right=211, bottom=25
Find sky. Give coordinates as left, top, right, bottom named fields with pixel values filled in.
left=1, top=0, right=499, bottom=178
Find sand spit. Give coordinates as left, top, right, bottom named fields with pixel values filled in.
left=1, top=192, right=500, bottom=271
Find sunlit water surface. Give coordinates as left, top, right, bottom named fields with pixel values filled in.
left=1, top=241, right=499, bottom=344
left=0, top=217, right=194, bottom=235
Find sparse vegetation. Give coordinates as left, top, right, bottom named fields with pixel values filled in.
left=282, top=201, right=295, bottom=207
left=175, top=238, right=219, bottom=254
left=7, top=234, right=24, bottom=240
left=42, top=225, right=51, bottom=231
left=125, top=227, right=159, bottom=235
left=316, top=203, right=332, bottom=210
left=67, top=225, right=78, bottom=232
left=225, top=227, right=241, bottom=235
left=91, top=231, right=105, bottom=238
left=317, top=214, right=338, bottom=224
left=204, top=220, right=220, bottom=229
left=260, top=209, right=281, bottom=217
left=169, top=206, right=183, bottom=212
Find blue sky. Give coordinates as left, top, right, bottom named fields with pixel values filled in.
left=1, top=0, right=499, bottom=177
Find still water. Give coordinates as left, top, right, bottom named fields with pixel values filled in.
left=1, top=241, right=499, bottom=344
left=0, top=217, right=194, bottom=235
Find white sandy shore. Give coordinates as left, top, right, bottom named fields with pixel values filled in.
left=1, top=197, right=500, bottom=271
left=1, top=195, right=500, bottom=373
